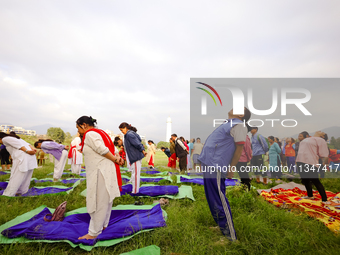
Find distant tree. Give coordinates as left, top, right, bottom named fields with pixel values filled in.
left=336, top=137, right=340, bottom=149
left=64, top=132, right=73, bottom=145
left=65, top=132, right=72, bottom=140
left=330, top=136, right=336, bottom=147
left=157, top=141, right=170, bottom=149
left=47, top=127, right=66, bottom=143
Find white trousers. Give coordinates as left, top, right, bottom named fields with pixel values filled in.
left=129, top=160, right=141, bottom=194
left=53, top=150, right=68, bottom=180
left=3, top=169, right=34, bottom=197
left=71, top=164, right=81, bottom=175
left=49, top=154, right=54, bottom=163
left=88, top=171, right=113, bottom=236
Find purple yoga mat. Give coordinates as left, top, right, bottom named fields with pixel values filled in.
left=0, top=182, right=8, bottom=189
left=180, top=176, right=239, bottom=186
left=34, top=179, right=85, bottom=184
left=122, top=178, right=130, bottom=183
left=120, top=184, right=178, bottom=197
left=187, top=172, right=203, bottom=176
left=142, top=170, right=161, bottom=175
left=180, top=176, right=204, bottom=185
left=0, top=171, right=9, bottom=176
left=140, top=178, right=164, bottom=183
left=141, top=167, right=158, bottom=170
left=0, top=186, right=72, bottom=196
left=1, top=204, right=166, bottom=246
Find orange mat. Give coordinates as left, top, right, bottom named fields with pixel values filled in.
left=260, top=187, right=340, bottom=233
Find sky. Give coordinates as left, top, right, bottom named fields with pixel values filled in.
left=1, top=1, right=340, bottom=142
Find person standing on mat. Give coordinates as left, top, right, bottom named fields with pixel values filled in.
left=285, top=137, right=296, bottom=173
left=296, top=131, right=330, bottom=204
left=119, top=122, right=146, bottom=194
left=198, top=107, right=251, bottom=241
left=268, top=136, right=282, bottom=179
left=34, top=139, right=69, bottom=182
left=77, top=116, right=124, bottom=240
left=250, top=127, right=269, bottom=184
left=171, top=134, right=189, bottom=173
left=169, top=138, right=177, bottom=169
left=236, top=125, right=252, bottom=191
left=146, top=140, right=156, bottom=169
left=68, top=132, right=83, bottom=175
left=0, top=132, right=37, bottom=196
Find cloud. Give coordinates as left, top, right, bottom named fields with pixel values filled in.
left=0, top=1, right=340, bottom=141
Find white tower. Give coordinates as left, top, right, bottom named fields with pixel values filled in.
left=166, top=117, right=172, bottom=142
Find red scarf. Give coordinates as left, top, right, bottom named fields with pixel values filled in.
left=68, top=145, right=76, bottom=159
left=81, top=128, right=123, bottom=191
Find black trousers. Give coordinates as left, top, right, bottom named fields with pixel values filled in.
left=251, top=155, right=266, bottom=177
left=179, top=156, right=187, bottom=171
left=236, top=162, right=251, bottom=191
left=297, top=162, right=327, bottom=201
left=0, top=149, right=10, bottom=165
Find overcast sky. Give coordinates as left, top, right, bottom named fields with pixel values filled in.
left=1, top=1, right=340, bottom=142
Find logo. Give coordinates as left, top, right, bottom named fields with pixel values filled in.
left=196, top=83, right=311, bottom=116
left=196, top=82, right=222, bottom=115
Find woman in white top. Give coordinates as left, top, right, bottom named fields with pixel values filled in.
left=76, top=116, right=123, bottom=240
left=0, top=132, right=37, bottom=196
left=146, top=140, right=156, bottom=168
left=68, top=133, right=83, bottom=174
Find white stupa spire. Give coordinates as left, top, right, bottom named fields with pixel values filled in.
left=166, top=117, right=172, bottom=142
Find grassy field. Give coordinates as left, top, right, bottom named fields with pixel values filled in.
left=1, top=151, right=340, bottom=254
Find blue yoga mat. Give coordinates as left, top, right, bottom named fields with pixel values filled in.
left=142, top=170, right=161, bottom=175
left=140, top=178, right=164, bottom=183
left=0, top=186, right=72, bottom=196
left=141, top=167, right=158, bottom=170
left=1, top=204, right=166, bottom=246
left=0, top=182, right=8, bottom=189
left=121, top=184, right=178, bottom=197
left=180, top=176, right=239, bottom=186
left=34, top=179, right=85, bottom=184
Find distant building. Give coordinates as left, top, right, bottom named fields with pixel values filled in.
left=0, top=125, right=14, bottom=133
left=0, top=125, right=36, bottom=136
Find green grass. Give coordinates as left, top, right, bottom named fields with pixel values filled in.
left=1, top=151, right=340, bottom=254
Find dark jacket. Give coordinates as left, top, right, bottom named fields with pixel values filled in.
left=175, top=138, right=188, bottom=158
left=163, top=148, right=171, bottom=158
left=124, top=130, right=145, bottom=164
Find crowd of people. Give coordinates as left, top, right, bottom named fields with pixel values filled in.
left=0, top=110, right=337, bottom=242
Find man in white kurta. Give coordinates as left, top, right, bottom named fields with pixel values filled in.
left=2, top=137, right=37, bottom=197
left=83, top=131, right=120, bottom=237
left=68, top=136, right=83, bottom=174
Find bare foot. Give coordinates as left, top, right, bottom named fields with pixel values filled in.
left=103, top=227, right=106, bottom=231
left=78, top=234, right=97, bottom=240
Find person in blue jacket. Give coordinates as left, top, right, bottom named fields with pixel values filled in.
left=250, top=127, right=269, bottom=184
left=119, top=122, right=146, bottom=194
left=198, top=107, right=251, bottom=242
